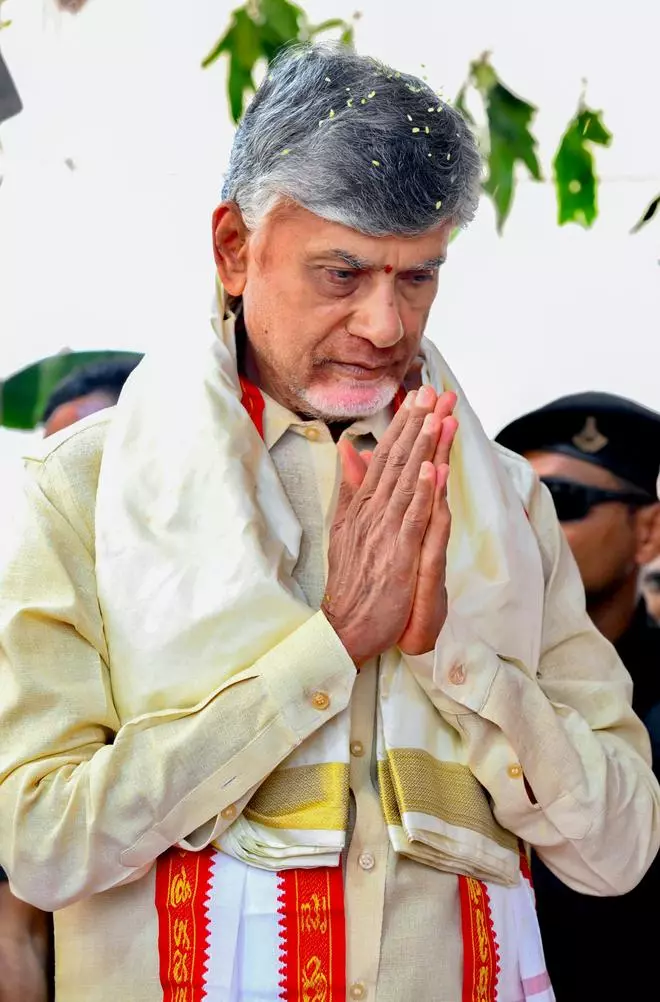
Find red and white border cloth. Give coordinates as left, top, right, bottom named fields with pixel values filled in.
left=155, top=847, right=553, bottom=1002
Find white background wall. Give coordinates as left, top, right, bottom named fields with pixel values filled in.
left=1, top=0, right=659, bottom=471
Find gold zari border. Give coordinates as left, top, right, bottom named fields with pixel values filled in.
left=245, top=762, right=350, bottom=831
left=243, top=750, right=515, bottom=853
left=379, top=749, right=517, bottom=852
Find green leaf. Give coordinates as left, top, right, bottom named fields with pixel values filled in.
left=227, top=55, right=256, bottom=122
left=0, top=351, right=142, bottom=430
left=203, top=2, right=355, bottom=123
left=631, top=193, right=660, bottom=234
left=202, top=7, right=263, bottom=73
left=553, top=106, right=611, bottom=227
left=339, top=24, right=354, bottom=46
left=201, top=24, right=233, bottom=69
left=469, top=58, right=542, bottom=233
left=259, top=0, right=303, bottom=42
left=203, top=9, right=264, bottom=121
left=229, top=9, right=264, bottom=71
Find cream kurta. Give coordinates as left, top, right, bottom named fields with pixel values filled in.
left=0, top=393, right=658, bottom=1001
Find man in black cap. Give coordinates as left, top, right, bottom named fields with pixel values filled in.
left=497, top=391, right=660, bottom=1001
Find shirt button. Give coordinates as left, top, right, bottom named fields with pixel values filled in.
left=349, top=983, right=366, bottom=1000
left=350, top=740, right=365, bottom=757
left=507, top=764, right=523, bottom=779
left=311, top=691, right=331, bottom=711
left=221, top=804, right=237, bottom=821
left=448, top=664, right=466, bottom=685
left=304, top=426, right=321, bottom=441
left=358, top=852, right=375, bottom=871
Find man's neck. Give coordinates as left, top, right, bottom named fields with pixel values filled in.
left=587, top=574, right=638, bottom=644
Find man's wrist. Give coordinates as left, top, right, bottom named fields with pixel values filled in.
left=320, top=607, right=364, bottom=668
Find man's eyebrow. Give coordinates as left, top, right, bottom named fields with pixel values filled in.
left=324, top=249, right=373, bottom=270
left=320, top=251, right=446, bottom=271
left=406, top=256, right=446, bottom=271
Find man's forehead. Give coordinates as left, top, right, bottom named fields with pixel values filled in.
left=259, top=202, right=451, bottom=263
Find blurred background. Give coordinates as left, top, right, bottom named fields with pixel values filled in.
left=1, top=0, right=658, bottom=471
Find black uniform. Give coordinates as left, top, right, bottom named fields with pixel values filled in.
left=531, top=605, right=660, bottom=1001
left=496, top=392, right=660, bottom=1001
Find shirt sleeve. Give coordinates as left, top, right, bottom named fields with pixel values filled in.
left=407, top=469, right=660, bottom=896
left=0, top=458, right=356, bottom=911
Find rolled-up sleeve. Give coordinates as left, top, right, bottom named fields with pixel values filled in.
left=407, top=464, right=660, bottom=896
left=0, top=449, right=355, bottom=911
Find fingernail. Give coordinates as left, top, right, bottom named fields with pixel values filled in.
left=417, top=385, right=435, bottom=408
left=422, top=412, right=436, bottom=432
left=404, top=390, right=416, bottom=410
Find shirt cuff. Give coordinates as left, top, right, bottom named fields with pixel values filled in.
left=406, top=610, right=502, bottom=713
left=263, top=609, right=357, bottom=741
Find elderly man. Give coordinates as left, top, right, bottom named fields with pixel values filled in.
left=497, top=392, right=660, bottom=1001
left=0, top=46, right=659, bottom=1002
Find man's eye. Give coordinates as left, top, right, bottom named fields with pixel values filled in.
left=403, top=271, right=435, bottom=285
left=327, top=269, right=358, bottom=283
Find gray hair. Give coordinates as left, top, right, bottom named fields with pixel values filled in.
left=222, top=44, right=482, bottom=236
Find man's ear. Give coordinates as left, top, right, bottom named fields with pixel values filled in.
left=212, top=202, right=250, bottom=296
left=634, top=502, right=660, bottom=565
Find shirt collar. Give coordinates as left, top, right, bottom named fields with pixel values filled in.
left=262, top=391, right=392, bottom=451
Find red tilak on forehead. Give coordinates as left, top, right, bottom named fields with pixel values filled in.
left=384, top=264, right=393, bottom=274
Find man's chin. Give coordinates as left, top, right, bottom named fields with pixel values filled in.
left=298, top=378, right=399, bottom=421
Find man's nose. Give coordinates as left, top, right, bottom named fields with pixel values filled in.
left=348, top=284, right=404, bottom=348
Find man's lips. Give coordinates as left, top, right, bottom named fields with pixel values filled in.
left=326, top=361, right=394, bottom=380
left=327, top=357, right=400, bottom=371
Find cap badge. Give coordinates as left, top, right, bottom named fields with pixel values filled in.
left=572, top=416, right=609, bottom=454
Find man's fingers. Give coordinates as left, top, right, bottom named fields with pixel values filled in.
left=341, top=386, right=455, bottom=523
left=358, top=389, right=417, bottom=489
left=371, top=387, right=441, bottom=502
left=435, top=462, right=450, bottom=496
left=397, top=461, right=436, bottom=546
left=335, top=439, right=367, bottom=522
left=360, top=385, right=440, bottom=496
left=434, top=391, right=458, bottom=421
left=433, top=416, right=458, bottom=468
left=385, top=409, right=443, bottom=517
left=339, top=438, right=369, bottom=489
left=376, top=389, right=455, bottom=505
left=418, top=464, right=451, bottom=570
